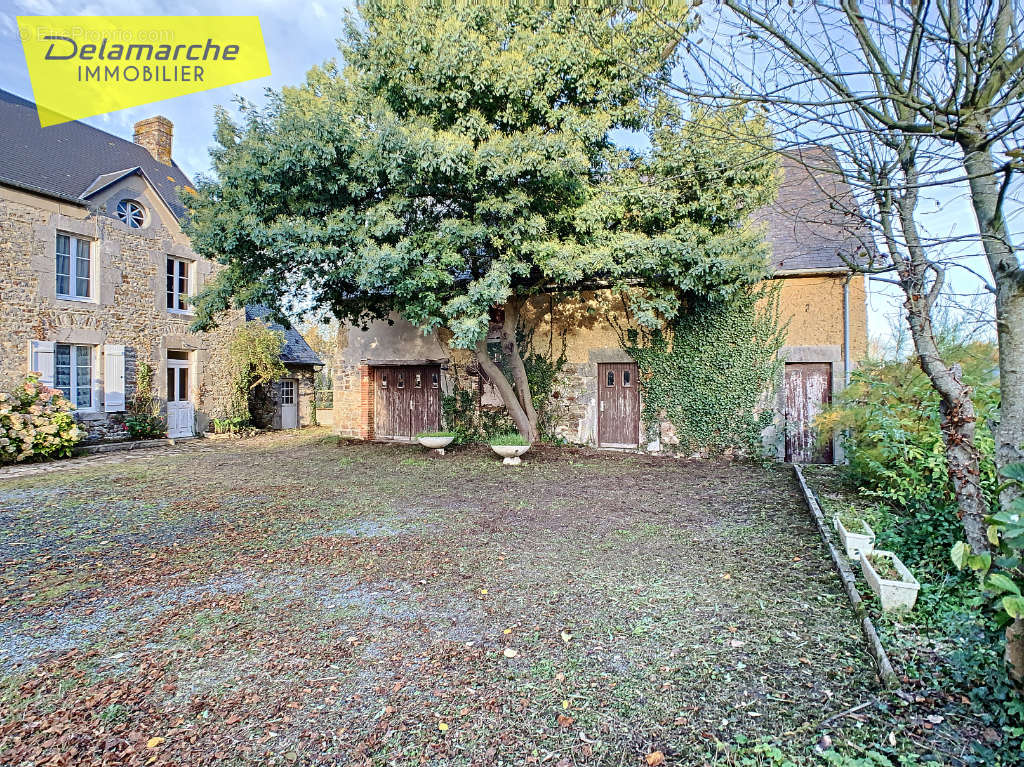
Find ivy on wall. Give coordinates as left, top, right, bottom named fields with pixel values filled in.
left=227, top=322, right=287, bottom=424
left=623, top=284, right=787, bottom=456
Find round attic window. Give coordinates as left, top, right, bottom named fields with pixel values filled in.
left=116, top=199, right=146, bottom=228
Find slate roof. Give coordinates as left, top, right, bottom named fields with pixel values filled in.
left=245, top=305, right=323, bottom=366
left=0, top=88, right=194, bottom=219
left=754, top=145, right=875, bottom=273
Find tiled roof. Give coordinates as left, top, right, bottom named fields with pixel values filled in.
left=245, top=305, right=323, bottom=366
left=0, top=89, right=194, bottom=219
left=754, top=146, right=875, bottom=273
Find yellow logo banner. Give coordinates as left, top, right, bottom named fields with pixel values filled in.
left=18, top=16, right=271, bottom=127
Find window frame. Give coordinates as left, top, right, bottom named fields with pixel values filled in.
left=54, top=343, right=95, bottom=411
left=115, top=199, right=146, bottom=228
left=55, top=233, right=94, bottom=302
left=280, top=379, right=296, bottom=405
left=166, top=256, right=193, bottom=314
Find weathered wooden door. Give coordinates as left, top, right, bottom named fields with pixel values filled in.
left=597, top=362, right=640, bottom=448
left=374, top=365, right=441, bottom=440
left=784, top=362, right=833, bottom=463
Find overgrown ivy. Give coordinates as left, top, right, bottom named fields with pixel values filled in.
left=227, top=321, right=287, bottom=424
left=623, top=284, right=786, bottom=457
left=520, top=324, right=568, bottom=443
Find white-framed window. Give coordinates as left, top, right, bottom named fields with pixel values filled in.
left=54, top=343, right=94, bottom=410
left=280, top=379, right=296, bottom=405
left=56, top=233, right=92, bottom=300
left=166, top=256, right=192, bottom=312
left=116, top=199, right=146, bottom=228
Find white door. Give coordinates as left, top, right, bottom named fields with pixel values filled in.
left=279, top=379, right=298, bottom=429
left=166, top=351, right=194, bottom=438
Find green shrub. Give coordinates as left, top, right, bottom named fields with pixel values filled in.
left=0, top=375, right=83, bottom=463
left=489, top=431, right=530, bottom=446
left=124, top=413, right=166, bottom=440
left=228, top=322, right=287, bottom=423
left=825, top=342, right=999, bottom=578
left=211, top=416, right=252, bottom=435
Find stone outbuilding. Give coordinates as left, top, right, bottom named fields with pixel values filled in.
left=325, top=147, right=871, bottom=464
left=244, top=306, right=322, bottom=431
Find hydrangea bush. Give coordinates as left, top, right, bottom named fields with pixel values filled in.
left=0, top=375, right=83, bottom=463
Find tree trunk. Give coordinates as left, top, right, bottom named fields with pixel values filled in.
left=497, top=300, right=539, bottom=436
left=473, top=300, right=539, bottom=442
left=960, top=145, right=1024, bottom=507
left=961, top=143, right=1024, bottom=685
left=905, top=308, right=990, bottom=555
left=884, top=152, right=993, bottom=556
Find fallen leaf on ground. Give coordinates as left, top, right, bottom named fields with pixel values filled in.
left=503, top=648, right=518, bottom=658
left=646, top=752, right=666, bottom=766
left=438, top=722, right=449, bottom=731
left=145, top=737, right=165, bottom=749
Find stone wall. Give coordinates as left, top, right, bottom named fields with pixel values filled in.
left=0, top=181, right=241, bottom=441
left=326, top=276, right=867, bottom=455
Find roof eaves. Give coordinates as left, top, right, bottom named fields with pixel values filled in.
left=0, top=177, right=88, bottom=208
left=80, top=167, right=142, bottom=199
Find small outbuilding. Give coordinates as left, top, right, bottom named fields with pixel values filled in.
left=245, top=305, right=323, bottom=430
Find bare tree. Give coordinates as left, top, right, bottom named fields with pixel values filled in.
left=657, top=0, right=1023, bottom=676
left=658, top=0, right=1022, bottom=540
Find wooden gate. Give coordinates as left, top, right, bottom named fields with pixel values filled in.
left=597, top=362, right=640, bottom=448
left=373, top=365, right=441, bottom=440
left=784, top=362, right=834, bottom=463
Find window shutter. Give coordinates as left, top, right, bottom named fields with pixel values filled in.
left=29, top=340, right=55, bottom=387
left=103, top=344, right=126, bottom=412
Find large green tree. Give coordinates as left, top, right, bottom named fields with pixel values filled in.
left=187, top=0, right=778, bottom=440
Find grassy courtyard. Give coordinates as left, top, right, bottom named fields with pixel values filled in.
left=0, top=432, right=884, bottom=765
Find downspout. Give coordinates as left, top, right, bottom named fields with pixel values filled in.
left=839, top=276, right=852, bottom=466
left=842, top=277, right=851, bottom=386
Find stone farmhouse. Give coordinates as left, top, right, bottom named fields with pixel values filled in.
left=323, top=147, right=871, bottom=463
left=0, top=89, right=321, bottom=441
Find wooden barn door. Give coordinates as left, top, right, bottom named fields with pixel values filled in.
left=409, top=365, right=442, bottom=436
left=597, top=362, right=640, bottom=448
left=373, top=365, right=441, bottom=440
left=784, top=363, right=834, bottom=463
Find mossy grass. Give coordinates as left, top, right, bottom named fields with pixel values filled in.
left=416, top=431, right=456, bottom=439
left=488, top=431, right=530, bottom=446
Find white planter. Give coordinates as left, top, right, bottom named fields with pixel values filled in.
left=833, top=515, right=875, bottom=558
left=418, top=435, right=455, bottom=450
left=490, top=444, right=531, bottom=465
left=860, top=550, right=920, bottom=612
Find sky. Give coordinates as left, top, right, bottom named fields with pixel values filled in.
left=1, top=1, right=1010, bottom=351
left=1, top=0, right=356, bottom=181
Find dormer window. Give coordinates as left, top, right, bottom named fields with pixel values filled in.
left=116, top=199, right=146, bottom=228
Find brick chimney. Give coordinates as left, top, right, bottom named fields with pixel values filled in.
left=133, top=116, right=173, bottom=165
